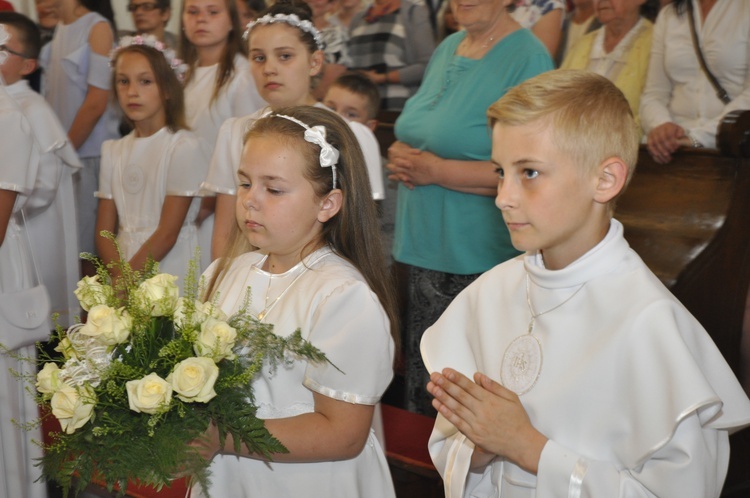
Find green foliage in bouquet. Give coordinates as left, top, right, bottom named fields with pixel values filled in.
left=35, top=234, right=331, bottom=497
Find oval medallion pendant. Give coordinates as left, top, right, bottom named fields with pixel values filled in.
left=501, top=334, right=542, bottom=395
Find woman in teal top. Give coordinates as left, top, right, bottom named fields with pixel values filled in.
left=387, top=0, right=552, bottom=414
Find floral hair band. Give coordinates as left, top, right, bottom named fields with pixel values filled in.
left=110, top=34, right=188, bottom=82
left=273, top=113, right=340, bottom=190
left=243, top=13, right=324, bottom=51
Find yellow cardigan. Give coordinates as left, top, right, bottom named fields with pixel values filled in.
left=561, top=19, right=653, bottom=129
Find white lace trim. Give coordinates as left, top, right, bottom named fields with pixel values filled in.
left=256, top=400, right=314, bottom=419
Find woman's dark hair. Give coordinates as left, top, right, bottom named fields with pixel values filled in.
left=81, top=0, right=118, bottom=32
left=180, top=0, right=247, bottom=104
left=671, top=0, right=689, bottom=16
left=242, top=0, right=267, bottom=15
left=640, top=0, right=660, bottom=22
left=251, top=0, right=318, bottom=54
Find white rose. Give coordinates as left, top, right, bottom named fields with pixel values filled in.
left=138, top=274, right=179, bottom=316
left=79, top=305, right=132, bottom=345
left=74, top=275, right=111, bottom=312
left=51, top=383, right=96, bottom=434
left=175, top=298, right=228, bottom=329
left=167, top=357, right=219, bottom=403
left=193, top=317, right=237, bottom=361
left=126, top=373, right=173, bottom=414
left=37, top=362, right=63, bottom=395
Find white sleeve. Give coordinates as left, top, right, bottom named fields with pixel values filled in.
left=303, top=280, right=394, bottom=404
left=690, top=25, right=750, bottom=147
left=95, top=140, right=114, bottom=200
left=228, top=59, right=265, bottom=118
left=639, top=7, right=675, bottom=136
left=166, top=132, right=210, bottom=196
left=347, top=121, right=385, bottom=200
left=0, top=109, right=36, bottom=197
left=536, top=414, right=728, bottom=498
left=202, top=117, right=244, bottom=195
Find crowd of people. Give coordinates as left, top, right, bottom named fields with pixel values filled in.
left=1, top=0, right=750, bottom=497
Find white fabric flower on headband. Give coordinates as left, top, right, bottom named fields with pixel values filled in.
left=243, top=13, right=324, bottom=51
left=0, top=24, right=10, bottom=68
left=274, top=114, right=340, bottom=189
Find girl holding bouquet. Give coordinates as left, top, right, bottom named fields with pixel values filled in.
left=204, top=0, right=383, bottom=261
left=95, top=37, right=209, bottom=291
left=194, top=106, right=398, bottom=497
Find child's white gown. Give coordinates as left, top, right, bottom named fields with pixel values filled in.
left=0, top=86, right=48, bottom=498
left=193, top=247, right=397, bottom=498
left=6, top=79, right=81, bottom=327
left=98, top=128, right=208, bottom=286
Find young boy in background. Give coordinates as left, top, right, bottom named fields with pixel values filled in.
left=324, top=70, right=380, bottom=132
left=0, top=12, right=81, bottom=327
left=422, top=69, right=750, bottom=498
left=325, top=70, right=394, bottom=257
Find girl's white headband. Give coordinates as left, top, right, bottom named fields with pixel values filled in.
left=243, top=13, right=324, bottom=51
left=273, top=113, right=340, bottom=190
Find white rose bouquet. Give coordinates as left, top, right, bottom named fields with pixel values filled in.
left=34, top=242, right=331, bottom=497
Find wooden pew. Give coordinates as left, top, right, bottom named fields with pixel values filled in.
left=377, top=109, right=750, bottom=497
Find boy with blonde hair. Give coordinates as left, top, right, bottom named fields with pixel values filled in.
left=421, top=70, right=750, bottom=498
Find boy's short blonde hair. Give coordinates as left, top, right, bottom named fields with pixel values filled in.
left=488, top=70, right=641, bottom=190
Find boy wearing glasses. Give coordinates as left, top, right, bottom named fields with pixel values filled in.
left=121, top=0, right=177, bottom=48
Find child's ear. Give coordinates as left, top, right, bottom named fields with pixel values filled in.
left=309, top=50, right=324, bottom=77
left=20, top=58, right=37, bottom=77
left=366, top=118, right=378, bottom=133
left=593, top=156, right=628, bottom=205
left=318, top=189, right=343, bottom=222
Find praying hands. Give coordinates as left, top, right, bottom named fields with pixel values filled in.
left=427, top=368, right=548, bottom=474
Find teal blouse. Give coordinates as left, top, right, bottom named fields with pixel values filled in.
left=393, top=29, right=553, bottom=274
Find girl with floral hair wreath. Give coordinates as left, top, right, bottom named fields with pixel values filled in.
left=193, top=105, right=398, bottom=497
left=204, top=0, right=384, bottom=261
left=94, top=37, right=209, bottom=292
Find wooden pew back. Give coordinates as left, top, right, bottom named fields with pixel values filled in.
left=616, top=111, right=750, bottom=377
left=617, top=110, right=750, bottom=495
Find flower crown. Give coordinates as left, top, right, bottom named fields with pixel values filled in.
left=243, top=13, right=324, bottom=51
left=273, top=113, right=340, bottom=189
left=110, top=35, right=188, bottom=82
